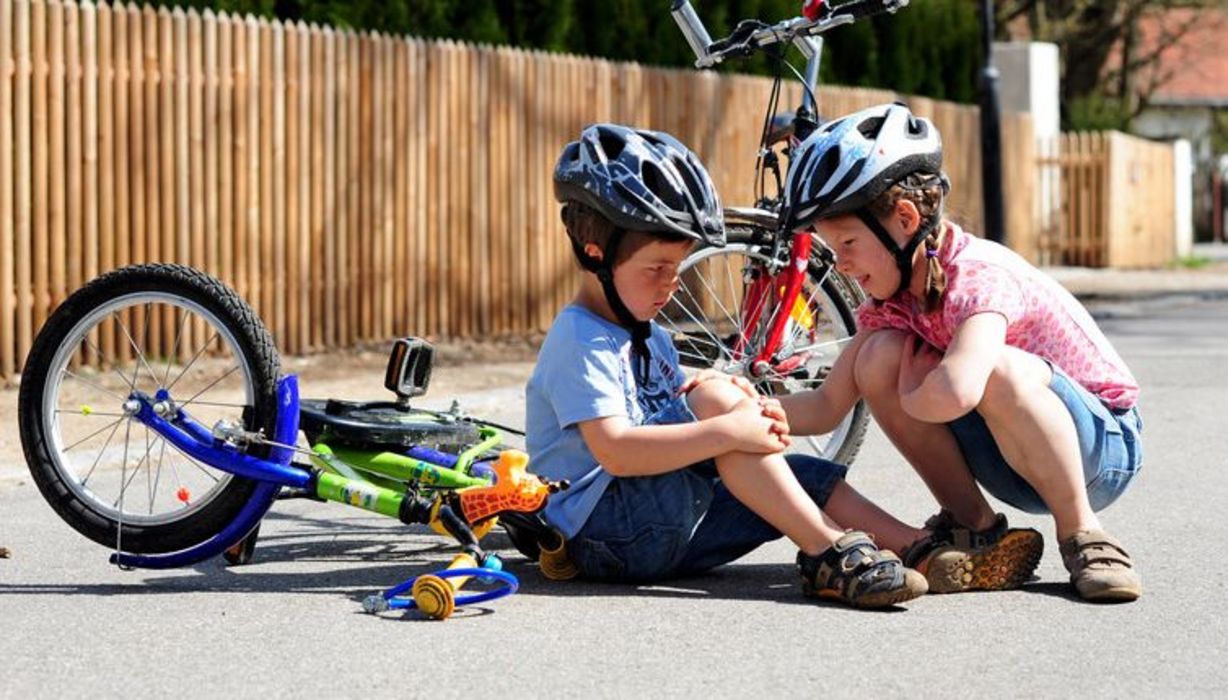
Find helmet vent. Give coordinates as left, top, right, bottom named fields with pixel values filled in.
left=857, top=116, right=885, bottom=140
left=598, top=129, right=625, bottom=160
left=673, top=156, right=705, bottom=209
left=814, top=146, right=843, bottom=186
left=641, top=161, right=676, bottom=209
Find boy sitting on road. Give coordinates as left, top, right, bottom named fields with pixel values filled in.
left=524, top=123, right=935, bottom=608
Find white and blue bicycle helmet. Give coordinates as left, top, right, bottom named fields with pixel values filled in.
left=553, top=123, right=725, bottom=383
left=783, top=103, right=948, bottom=296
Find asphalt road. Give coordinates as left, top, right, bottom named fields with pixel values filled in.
left=2, top=294, right=1226, bottom=698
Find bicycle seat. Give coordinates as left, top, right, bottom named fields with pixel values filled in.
left=299, top=398, right=480, bottom=452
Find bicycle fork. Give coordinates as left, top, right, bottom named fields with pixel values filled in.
left=738, top=232, right=815, bottom=378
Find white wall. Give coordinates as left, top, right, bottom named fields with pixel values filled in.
left=995, top=42, right=1061, bottom=261
left=993, top=42, right=1061, bottom=139
left=1174, top=139, right=1194, bottom=258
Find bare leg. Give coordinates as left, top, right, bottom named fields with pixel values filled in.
left=822, top=480, right=926, bottom=554
left=853, top=330, right=997, bottom=530
left=688, top=381, right=847, bottom=556
left=976, top=347, right=1100, bottom=539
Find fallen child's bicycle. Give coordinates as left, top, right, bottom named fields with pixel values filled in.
left=17, top=263, right=571, bottom=619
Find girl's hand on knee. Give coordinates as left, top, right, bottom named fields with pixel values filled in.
left=723, top=398, right=791, bottom=453
left=757, top=396, right=791, bottom=438
left=898, top=334, right=944, bottom=396
left=678, top=369, right=756, bottom=399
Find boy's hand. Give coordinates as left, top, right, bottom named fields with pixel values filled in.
left=677, top=369, right=757, bottom=399
left=723, top=397, right=791, bottom=453
left=898, top=334, right=943, bottom=397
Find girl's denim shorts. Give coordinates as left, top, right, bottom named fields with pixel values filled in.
left=948, top=364, right=1143, bottom=514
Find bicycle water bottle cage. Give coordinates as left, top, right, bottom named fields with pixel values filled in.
left=385, top=337, right=435, bottom=404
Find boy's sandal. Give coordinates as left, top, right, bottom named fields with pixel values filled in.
left=797, top=531, right=927, bottom=609
left=1059, top=529, right=1142, bottom=603
left=903, top=511, right=1044, bottom=594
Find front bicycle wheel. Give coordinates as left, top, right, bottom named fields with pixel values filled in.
left=18, top=263, right=281, bottom=553
left=659, top=227, right=869, bottom=464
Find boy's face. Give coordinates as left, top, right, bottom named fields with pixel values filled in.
left=610, top=238, right=694, bottom=322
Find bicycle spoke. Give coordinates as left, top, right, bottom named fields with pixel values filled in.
left=180, top=399, right=250, bottom=409
left=112, top=311, right=152, bottom=393
left=152, top=436, right=168, bottom=513
left=55, top=408, right=128, bottom=418
left=62, top=415, right=125, bottom=453
left=82, top=335, right=136, bottom=393
left=145, top=425, right=154, bottom=513
left=79, top=418, right=126, bottom=488
left=674, top=282, right=732, bottom=356
left=787, top=336, right=853, bottom=355
left=161, top=439, right=223, bottom=484
left=63, top=369, right=128, bottom=403
left=116, top=430, right=165, bottom=504
left=113, top=419, right=134, bottom=509
left=668, top=294, right=722, bottom=358
left=179, top=364, right=241, bottom=409
left=692, top=263, right=741, bottom=335
left=163, top=307, right=189, bottom=387
left=166, top=329, right=220, bottom=394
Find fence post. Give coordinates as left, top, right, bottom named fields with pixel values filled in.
left=0, top=0, right=13, bottom=381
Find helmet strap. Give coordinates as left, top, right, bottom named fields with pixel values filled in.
left=573, top=228, right=654, bottom=386
left=855, top=208, right=941, bottom=298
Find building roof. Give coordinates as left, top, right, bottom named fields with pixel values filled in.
left=1132, top=8, right=1228, bottom=107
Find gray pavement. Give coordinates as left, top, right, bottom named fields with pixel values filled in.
left=2, top=269, right=1228, bottom=697
left=1044, top=242, right=1228, bottom=302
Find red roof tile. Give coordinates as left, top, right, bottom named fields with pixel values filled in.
left=1125, top=8, right=1228, bottom=104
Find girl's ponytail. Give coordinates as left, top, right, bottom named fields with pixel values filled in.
left=922, top=228, right=947, bottom=313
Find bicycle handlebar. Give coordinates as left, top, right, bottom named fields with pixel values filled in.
left=672, top=0, right=910, bottom=68
left=828, top=0, right=911, bottom=21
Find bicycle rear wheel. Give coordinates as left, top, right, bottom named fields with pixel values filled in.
left=18, top=263, right=280, bottom=553
left=659, top=227, right=869, bottom=464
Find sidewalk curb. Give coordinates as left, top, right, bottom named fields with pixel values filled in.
left=1068, top=288, right=1228, bottom=304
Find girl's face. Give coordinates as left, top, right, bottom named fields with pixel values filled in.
left=814, top=200, right=922, bottom=301
left=610, top=238, right=694, bottom=321
left=815, top=215, right=903, bottom=300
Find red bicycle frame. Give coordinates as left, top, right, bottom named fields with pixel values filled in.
left=733, top=230, right=814, bottom=378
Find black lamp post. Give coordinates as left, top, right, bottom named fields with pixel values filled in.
left=980, top=0, right=1006, bottom=245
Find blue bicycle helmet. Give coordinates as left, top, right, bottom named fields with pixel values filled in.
left=554, top=123, right=725, bottom=249
left=553, top=124, right=725, bottom=384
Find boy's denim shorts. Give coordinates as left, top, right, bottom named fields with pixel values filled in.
left=567, top=396, right=848, bottom=583
left=948, top=364, right=1143, bottom=514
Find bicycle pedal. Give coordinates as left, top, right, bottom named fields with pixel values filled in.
left=384, top=337, right=435, bottom=402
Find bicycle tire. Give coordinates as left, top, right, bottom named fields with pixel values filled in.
left=18, top=263, right=280, bottom=553
left=661, top=226, right=869, bottom=464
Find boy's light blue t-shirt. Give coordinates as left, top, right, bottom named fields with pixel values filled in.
left=525, top=304, right=689, bottom=539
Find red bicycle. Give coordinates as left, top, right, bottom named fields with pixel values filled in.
left=660, top=0, right=911, bottom=464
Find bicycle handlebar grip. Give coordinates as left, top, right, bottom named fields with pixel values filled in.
left=829, top=0, right=909, bottom=21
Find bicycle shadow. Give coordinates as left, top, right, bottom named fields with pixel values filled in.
left=0, top=511, right=907, bottom=614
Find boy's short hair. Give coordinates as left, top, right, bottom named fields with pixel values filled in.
left=561, top=201, right=694, bottom=267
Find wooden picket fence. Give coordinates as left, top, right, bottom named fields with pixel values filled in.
left=0, top=0, right=1038, bottom=382
left=1034, top=131, right=1176, bottom=268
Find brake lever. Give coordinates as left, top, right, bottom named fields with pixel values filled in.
left=708, top=19, right=768, bottom=55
